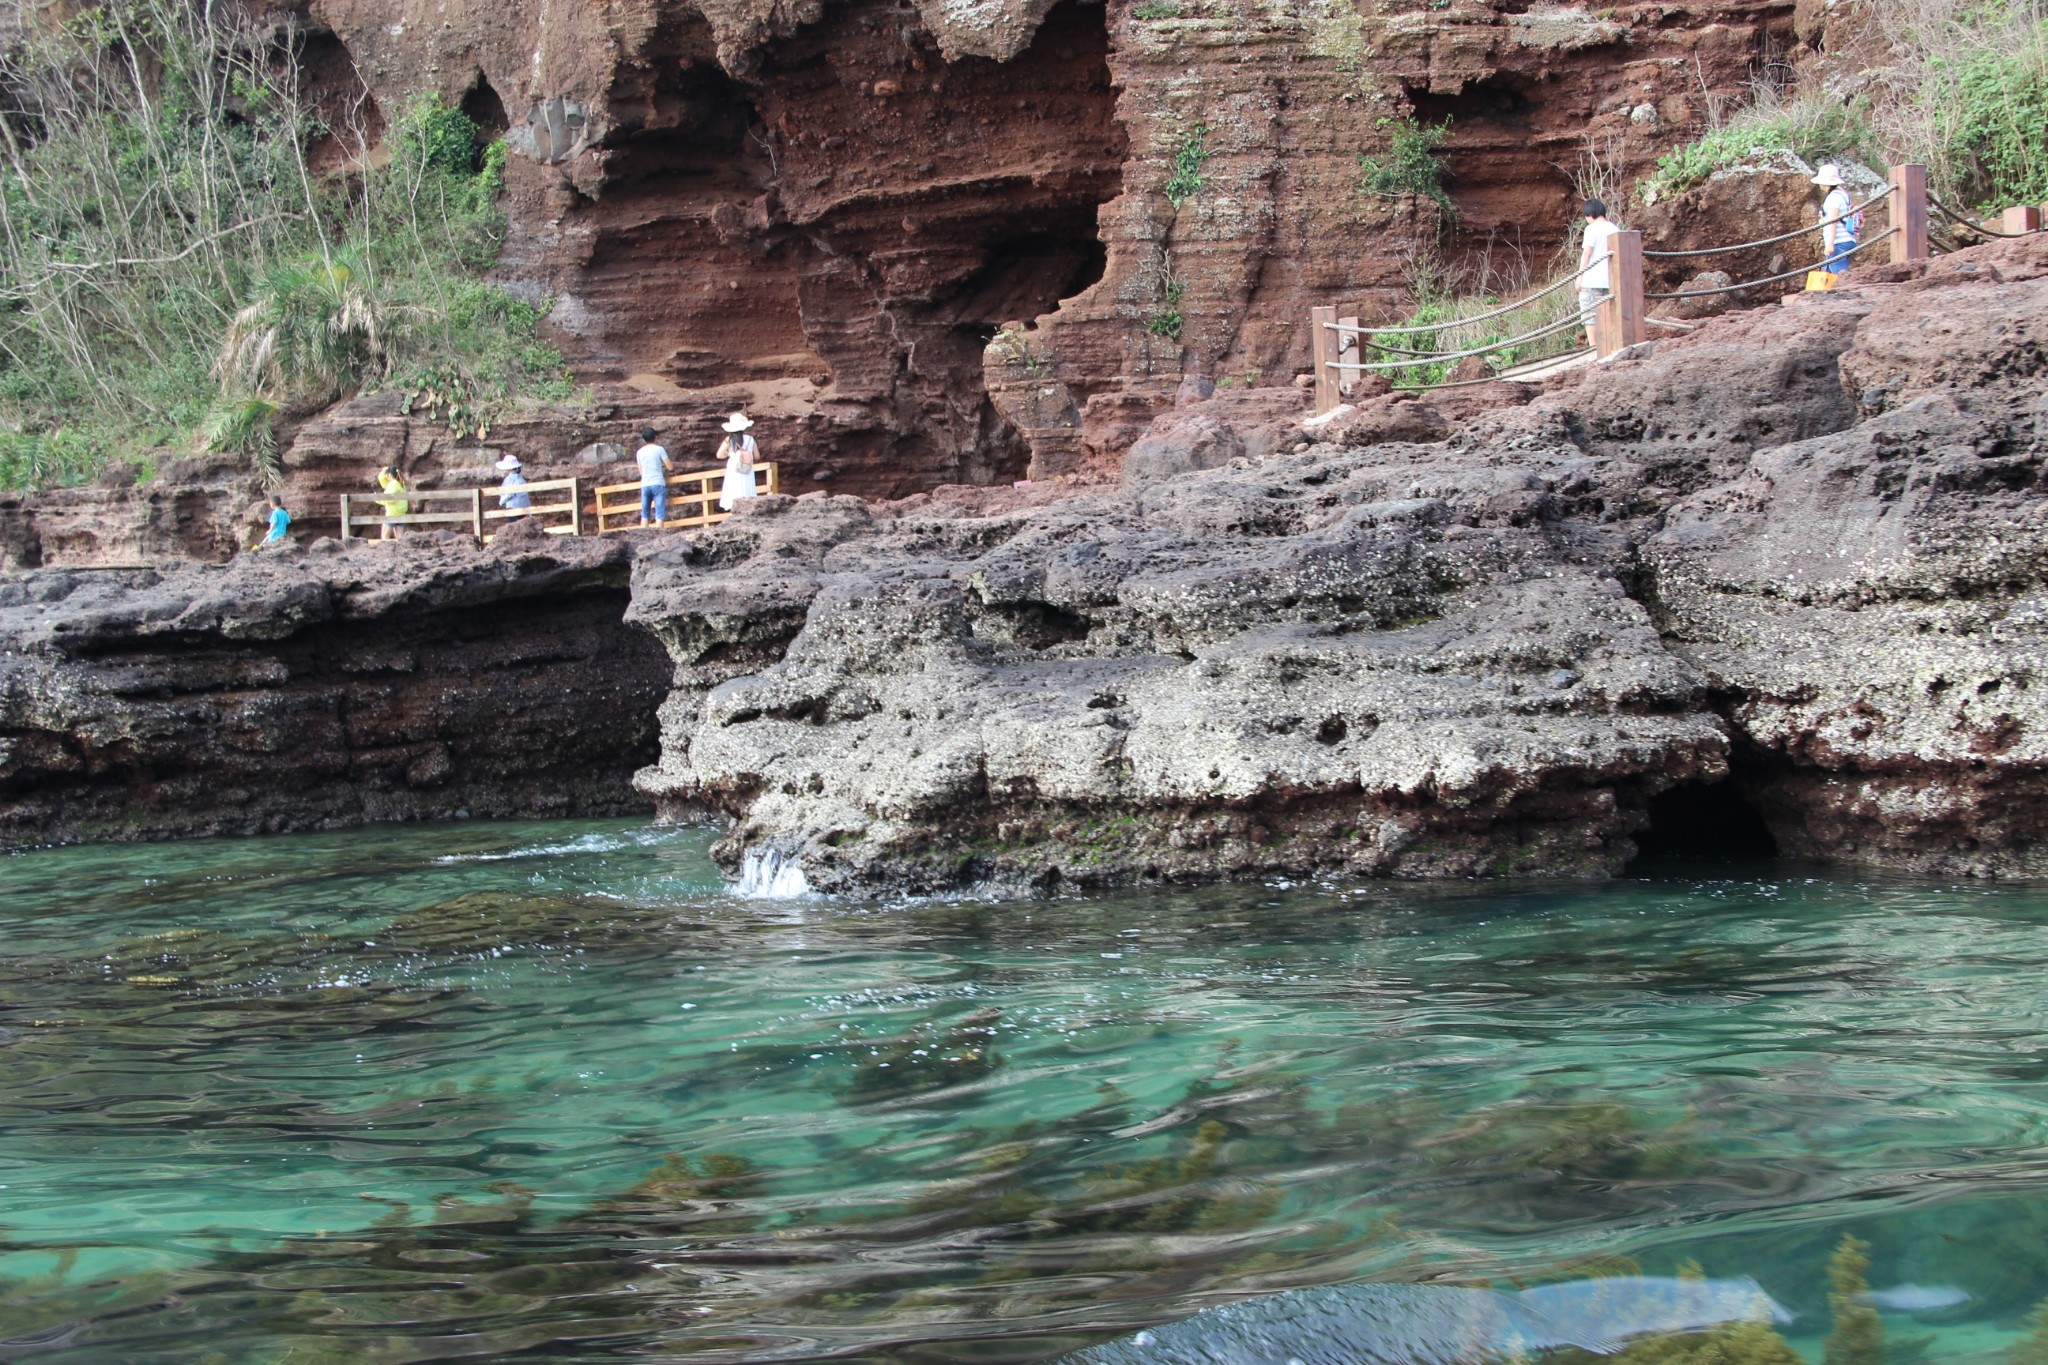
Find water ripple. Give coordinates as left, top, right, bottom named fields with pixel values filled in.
left=2, top=826, right=2048, bottom=1359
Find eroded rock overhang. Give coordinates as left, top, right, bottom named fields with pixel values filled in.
left=296, top=0, right=1794, bottom=494
left=623, top=242, right=2048, bottom=891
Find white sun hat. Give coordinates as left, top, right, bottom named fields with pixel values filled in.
left=495, top=454, right=522, bottom=471
left=1811, top=165, right=1844, bottom=187
left=722, top=412, right=755, bottom=433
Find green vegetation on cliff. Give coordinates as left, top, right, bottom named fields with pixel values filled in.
left=1357, top=116, right=1456, bottom=219
left=1887, top=0, right=2048, bottom=206
left=0, top=1, right=568, bottom=491
left=1646, top=0, right=2048, bottom=210
left=1642, top=89, right=1872, bottom=201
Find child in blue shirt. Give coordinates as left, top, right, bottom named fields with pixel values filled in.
left=259, top=496, right=291, bottom=547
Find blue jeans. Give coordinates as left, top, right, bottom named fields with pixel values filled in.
left=1824, top=234, right=1857, bottom=276
left=640, top=484, right=667, bottom=524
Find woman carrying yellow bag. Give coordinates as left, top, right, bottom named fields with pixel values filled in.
left=1807, top=165, right=1861, bottom=290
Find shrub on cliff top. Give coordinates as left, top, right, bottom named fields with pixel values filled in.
left=1640, top=0, right=2048, bottom=212
left=1641, top=88, right=1872, bottom=202
left=0, top=2, right=567, bottom=492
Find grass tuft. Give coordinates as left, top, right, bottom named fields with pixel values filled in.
left=1363, top=249, right=1584, bottom=390
left=1164, top=121, right=1212, bottom=206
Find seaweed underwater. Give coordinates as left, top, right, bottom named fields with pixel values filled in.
left=9, top=1009, right=1868, bottom=1358
left=11, top=825, right=2048, bottom=1360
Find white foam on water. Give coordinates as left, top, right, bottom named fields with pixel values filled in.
left=733, top=845, right=814, bottom=899
left=434, top=827, right=680, bottom=864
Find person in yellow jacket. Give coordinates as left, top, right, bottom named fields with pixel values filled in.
left=375, top=465, right=409, bottom=540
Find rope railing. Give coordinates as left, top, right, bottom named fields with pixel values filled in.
left=1354, top=335, right=1459, bottom=358
left=1642, top=188, right=1890, bottom=259
left=1327, top=311, right=1587, bottom=373
left=1644, top=229, right=1896, bottom=300
left=1391, top=346, right=1594, bottom=391
left=1305, top=164, right=2037, bottom=418
left=1929, top=195, right=2038, bottom=239
left=1322, top=261, right=1601, bottom=337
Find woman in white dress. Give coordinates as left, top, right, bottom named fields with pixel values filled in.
left=717, top=412, right=758, bottom=511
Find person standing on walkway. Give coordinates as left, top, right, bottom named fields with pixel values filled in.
left=1576, top=199, right=1621, bottom=345
left=635, top=426, right=672, bottom=526
left=374, top=465, right=409, bottom=541
left=717, top=412, right=758, bottom=512
left=495, top=454, right=532, bottom=521
left=1813, top=165, right=1861, bottom=281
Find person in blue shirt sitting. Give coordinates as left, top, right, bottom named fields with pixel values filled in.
left=257, top=495, right=291, bottom=548
left=495, top=454, right=532, bottom=521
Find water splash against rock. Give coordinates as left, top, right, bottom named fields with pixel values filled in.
left=733, top=843, right=813, bottom=898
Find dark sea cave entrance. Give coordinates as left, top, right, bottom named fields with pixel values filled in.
left=1629, top=777, right=1780, bottom=867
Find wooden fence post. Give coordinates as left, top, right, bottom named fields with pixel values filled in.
left=2004, top=205, right=2041, bottom=235
left=1336, top=315, right=1359, bottom=397
left=570, top=477, right=583, bottom=536
left=470, top=487, right=485, bottom=538
left=339, top=493, right=352, bottom=542
left=1311, top=305, right=1337, bottom=415
left=1595, top=230, right=1644, bottom=360
left=1890, top=164, right=1929, bottom=262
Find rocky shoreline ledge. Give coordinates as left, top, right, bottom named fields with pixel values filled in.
left=6, top=241, right=2045, bottom=889
left=631, top=243, right=2048, bottom=890
left=0, top=525, right=669, bottom=846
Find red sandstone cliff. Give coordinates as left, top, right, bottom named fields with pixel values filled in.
left=0, top=0, right=1814, bottom=565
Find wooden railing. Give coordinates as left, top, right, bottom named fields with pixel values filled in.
left=592, top=462, right=781, bottom=534
left=339, top=477, right=582, bottom=542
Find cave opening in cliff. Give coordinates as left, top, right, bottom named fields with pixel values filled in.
left=547, top=0, right=1124, bottom=497
left=1630, top=778, right=1780, bottom=865
left=1407, top=76, right=1578, bottom=273
left=461, top=75, right=509, bottom=142
left=294, top=28, right=384, bottom=170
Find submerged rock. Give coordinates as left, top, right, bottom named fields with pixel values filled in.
left=1062, top=1275, right=1791, bottom=1364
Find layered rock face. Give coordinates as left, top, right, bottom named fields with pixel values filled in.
left=628, top=240, right=2048, bottom=890
left=1640, top=250, right=2048, bottom=875
left=629, top=475, right=1724, bottom=892
left=0, top=529, right=670, bottom=847
left=4, top=0, right=1819, bottom=566
left=228, top=0, right=1789, bottom=512
left=10, top=244, right=2044, bottom=883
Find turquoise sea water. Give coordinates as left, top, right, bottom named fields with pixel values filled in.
left=3, top=820, right=2047, bottom=1362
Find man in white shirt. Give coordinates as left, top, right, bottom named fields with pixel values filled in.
left=635, top=426, right=672, bottom=526
left=1577, top=198, right=1621, bottom=344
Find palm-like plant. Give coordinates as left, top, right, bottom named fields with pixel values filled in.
left=214, top=257, right=412, bottom=407
left=197, top=396, right=282, bottom=486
